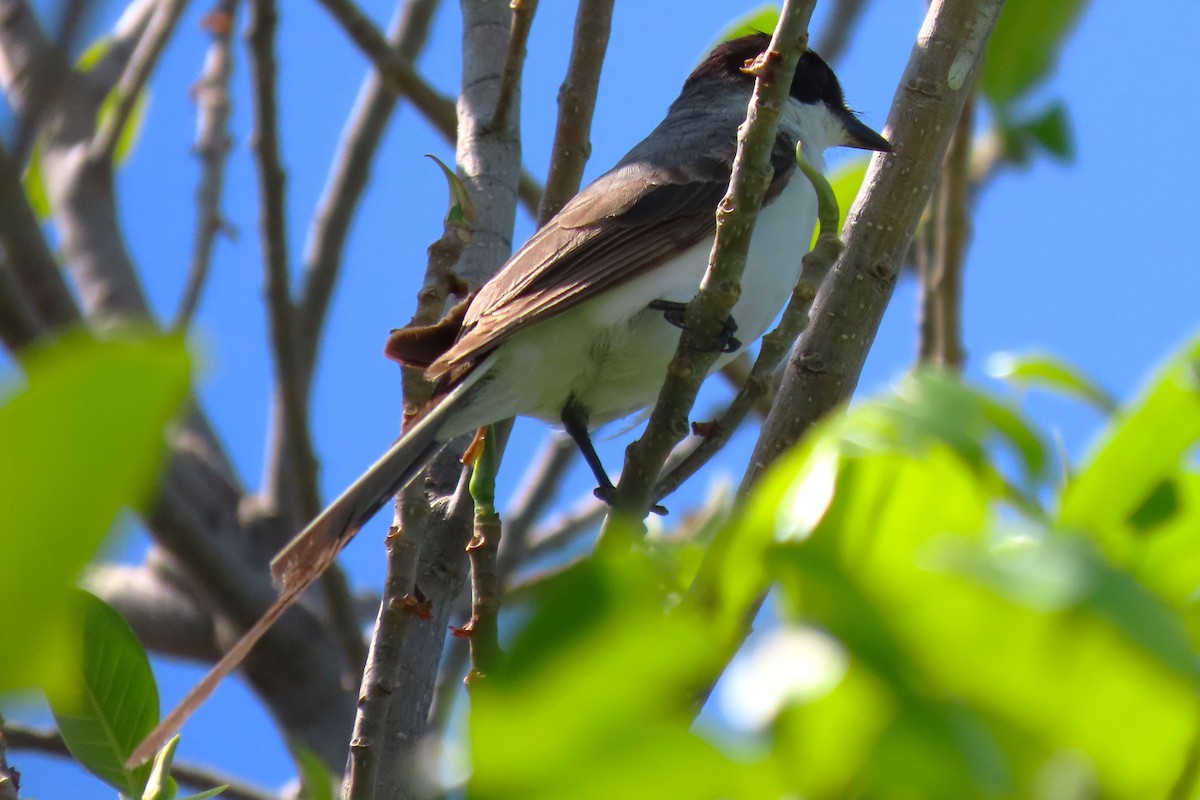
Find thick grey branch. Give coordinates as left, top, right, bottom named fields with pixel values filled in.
left=740, top=0, right=1005, bottom=492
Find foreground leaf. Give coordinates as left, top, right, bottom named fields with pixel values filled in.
left=50, top=590, right=160, bottom=798
left=0, top=333, right=190, bottom=693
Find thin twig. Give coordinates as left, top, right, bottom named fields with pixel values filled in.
left=464, top=427, right=503, bottom=681
left=523, top=494, right=606, bottom=563
left=311, top=0, right=543, bottom=216
left=813, top=0, right=869, bottom=63
left=718, top=352, right=775, bottom=416
left=600, top=1, right=819, bottom=535
left=175, top=0, right=241, bottom=329
left=91, top=0, right=191, bottom=163
left=537, top=0, right=613, bottom=221
left=490, top=0, right=537, bottom=132
left=498, top=433, right=577, bottom=575
left=295, top=0, right=440, bottom=378
left=654, top=143, right=844, bottom=501
left=0, top=712, right=18, bottom=800
left=3, top=723, right=279, bottom=800
left=248, top=0, right=364, bottom=673
left=923, top=89, right=974, bottom=370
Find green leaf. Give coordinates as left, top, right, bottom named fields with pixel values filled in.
left=0, top=333, right=190, bottom=693
left=49, top=590, right=160, bottom=798
left=1060, top=338, right=1200, bottom=543
left=819, top=156, right=869, bottom=244
left=989, top=350, right=1117, bottom=414
left=425, top=154, right=476, bottom=228
left=981, top=0, right=1091, bottom=106
left=178, top=788, right=227, bottom=800
left=294, top=746, right=335, bottom=800
left=142, top=735, right=179, bottom=800
left=471, top=554, right=783, bottom=799
left=712, top=4, right=779, bottom=46
left=76, top=35, right=151, bottom=165
left=22, top=139, right=52, bottom=219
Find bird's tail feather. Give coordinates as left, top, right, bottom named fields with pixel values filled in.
left=127, top=366, right=487, bottom=768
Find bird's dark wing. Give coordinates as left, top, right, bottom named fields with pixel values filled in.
left=426, top=139, right=796, bottom=381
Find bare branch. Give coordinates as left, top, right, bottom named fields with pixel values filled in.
left=739, top=0, right=1005, bottom=492
left=537, top=0, right=613, bottom=222
left=295, top=0, right=439, bottom=377
left=601, top=0, right=819, bottom=532
left=490, top=0, right=536, bottom=133
left=498, top=433, right=577, bottom=575
left=918, top=90, right=974, bottom=370
left=0, top=0, right=70, bottom=162
left=3, top=723, right=279, bottom=800
left=311, top=0, right=543, bottom=216
left=91, top=0, right=190, bottom=163
left=654, top=144, right=844, bottom=501
left=175, top=0, right=241, bottom=329
left=0, top=259, right=47, bottom=352
left=813, top=0, right=869, bottom=63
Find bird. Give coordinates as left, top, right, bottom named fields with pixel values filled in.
left=128, top=32, right=890, bottom=765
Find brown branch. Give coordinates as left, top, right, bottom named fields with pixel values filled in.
left=0, top=0, right=70, bottom=163
left=175, top=0, right=241, bottom=329
left=813, top=0, right=869, bottom=63
left=654, top=147, right=844, bottom=501
left=739, top=0, right=1005, bottom=493
left=249, top=0, right=365, bottom=677
left=601, top=0, right=819, bottom=534
left=919, top=89, right=974, bottom=370
left=2, top=723, right=278, bottom=800
left=295, top=0, right=439, bottom=379
left=91, top=0, right=189, bottom=162
left=490, top=0, right=537, bottom=133
left=0, top=259, right=48, bottom=353
left=311, top=0, right=543, bottom=216
left=498, top=433, right=577, bottom=575
left=537, top=0, right=613, bottom=222
left=464, top=509, right=503, bottom=681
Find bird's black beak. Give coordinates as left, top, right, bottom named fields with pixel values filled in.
left=838, top=108, right=892, bottom=152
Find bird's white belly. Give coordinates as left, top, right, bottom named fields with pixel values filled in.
left=444, top=175, right=818, bottom=434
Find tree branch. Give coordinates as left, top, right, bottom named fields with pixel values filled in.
left=174, top=0, right=240, bottom=329
left=537, top=0, right=612, bottom=221
left=813, top=0, right=869, bottom=63
left=311, top=0, right=543, bottom=216
left=739, top=0, right=1005, bottom=493
left=91, top=0, right=190, bottom=163
left=295, top=0, right=439, bottom=380
left=918, top=89, right=973, bottom=370
left=2, top=723, right=278, bottom=800
left=601, top=0, right=818, bottom=533
left=489, top=0, right=536, bottom=133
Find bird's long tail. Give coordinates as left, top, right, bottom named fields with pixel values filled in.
left=127, top=371, right=484, bottom=768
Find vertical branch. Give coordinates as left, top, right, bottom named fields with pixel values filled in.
left=464, top=426, right=503, bottom=680
left=248, top=0, right=319, bottom=522
left=176, top=0, right=241, bottom=329
left=926, top=90, right=974, bottom=370
left=537, top=0, right=612, bottom=222
left=295, top=0, right=440, bottom=380
left=489, top=0, right=536, bottom=133
left=813, top=0, right=870, bottom=63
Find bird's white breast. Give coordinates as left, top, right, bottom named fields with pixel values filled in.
left=440, top=172, right=821, bottom=436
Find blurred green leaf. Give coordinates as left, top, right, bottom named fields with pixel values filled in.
left=814, top=155, right=869, bottom=247
left=989, top=350, right=1117, bottom=414
left=22, top=140, right=52, bottom=219
left=982, top=0, right=1090, bottom=106
left=712, top=4, right=779, bottom=47
left=142, top=735, right=179, bottom=800
left=294, top=746, right=334, bottom=800
left=1061, top=338, right=1200, bottom=544
left=0, top=333, right=190, bottom=693
left=426, top=153, right=476, bottom=227
left=177, top=789, right=226, bottom=800
left=76, top=36, right=151, bottom=165
left=49, top=590, right=160, bottom=798
left=471, top=554, right=782, bottom=799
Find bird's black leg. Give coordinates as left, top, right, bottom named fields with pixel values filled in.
left=561, top=397, right=667, bottom=516
left=647, top=299, right=742, bottom=353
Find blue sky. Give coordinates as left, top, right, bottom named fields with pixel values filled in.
left=7, top=0, right=1200, bottom=796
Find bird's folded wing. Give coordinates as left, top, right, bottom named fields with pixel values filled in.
left=426, top=142, right=795, bottom=381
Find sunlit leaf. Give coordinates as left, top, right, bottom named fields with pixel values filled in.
left=0, top=333, right=190, bottom=693
left=1061, top=338, right=1200, bottom=546
left=712, top=4, right=779, bottom=47
left=989, top=351, right=1117, bottom=414
left=982, top=0, right=1090, bottom=106
left=22, top=139, right=52, bottom=219
left=49, top=590, right=160, bottom=798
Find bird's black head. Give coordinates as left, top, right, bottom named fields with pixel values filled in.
left=680, top=32, right=891, bottom=153
left=682, top=32, right=847, bottom=110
